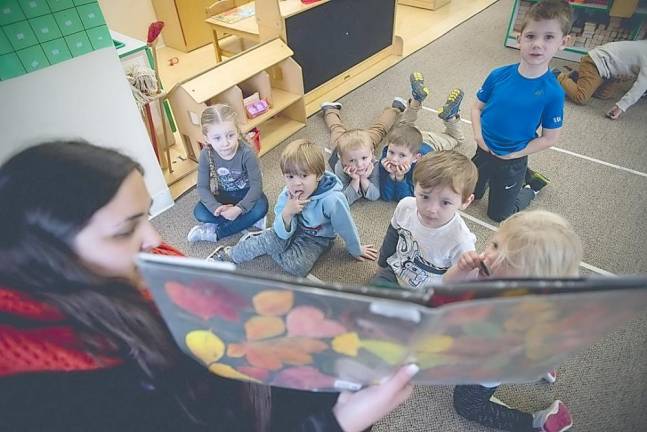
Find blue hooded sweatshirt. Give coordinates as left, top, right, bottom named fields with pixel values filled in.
left=273, top=171, right=363, bottom=257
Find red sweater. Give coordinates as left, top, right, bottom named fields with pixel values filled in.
left=0, top=243, right=183, bottom=377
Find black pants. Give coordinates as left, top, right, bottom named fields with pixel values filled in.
left=453, top=385, right=536, bottom=431
left=472, top=148, right=535, bottom=222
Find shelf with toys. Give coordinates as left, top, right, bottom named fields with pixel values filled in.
left=166, top=38, right=306, bottom=164
left=505, top=0, right=647, bottom=62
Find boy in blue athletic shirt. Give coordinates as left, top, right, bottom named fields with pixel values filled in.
left=471, top=0, right=571, bottom=222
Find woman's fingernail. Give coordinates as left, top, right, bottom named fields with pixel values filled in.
left=405, top=363, right=420, bottom=377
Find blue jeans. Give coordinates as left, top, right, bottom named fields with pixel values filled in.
left=194, top=190, right=268, bottom=239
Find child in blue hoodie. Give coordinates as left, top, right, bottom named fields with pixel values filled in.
left=211, top=139, right=378, bottom=277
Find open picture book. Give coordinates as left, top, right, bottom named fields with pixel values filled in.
left=138, top=254, right=647, bottom=392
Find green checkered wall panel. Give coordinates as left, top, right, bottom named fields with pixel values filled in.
left=0, top=1, right=115, bottom=81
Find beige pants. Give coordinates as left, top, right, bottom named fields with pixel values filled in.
left=402, top=99, right=474, bottom=156
left=324, top=106, right=399, bottom=152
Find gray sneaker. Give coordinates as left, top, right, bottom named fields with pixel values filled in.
left=207, top=245, right=233, bottom=262
left=187, top=223, right=218, bottom=243
left=392, top=96, right=407, bottom=113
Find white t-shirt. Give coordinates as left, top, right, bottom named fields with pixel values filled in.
left=386, top=197, right=476, bottom=290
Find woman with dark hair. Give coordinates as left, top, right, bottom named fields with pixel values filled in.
left=0, top=140, right=417, bottom=432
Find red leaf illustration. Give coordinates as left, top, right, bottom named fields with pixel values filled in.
left=165, top=281, right=247, bottom=321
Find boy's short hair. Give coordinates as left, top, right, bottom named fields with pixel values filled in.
left=280, top=139, right=326, bottom=177
left=412, top=151, right=477, bottom=202
left=520, top=0, right=572, bottom=35
left=495, top=210, right=583, bottom=278
left=385, top=123, right=423, bottom=155
left=336, top=129, right=373, bottom=156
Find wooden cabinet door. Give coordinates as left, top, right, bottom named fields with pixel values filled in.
left=175, top=0, right=216, bottom=51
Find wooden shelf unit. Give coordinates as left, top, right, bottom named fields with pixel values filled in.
left=166, top=38, right=306, bottom=162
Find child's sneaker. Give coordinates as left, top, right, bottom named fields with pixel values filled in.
left=543, top=369, right=557, bottom=384
left=239, top=228, right=267, bottom=243
left=533, top=400, right=573, bottom=432
left=409, top=72, right=429, bottom=103
left=525, top=168, right=550, bottom=193
left=438, top=88, right=464, bottom=120
left=187, top=223, right=218, bottom=243
left=321, top=101, right=342, bottom=113
left=392, top=96, right=407, bottom=113
left=207, top=245, right=233, bottom=262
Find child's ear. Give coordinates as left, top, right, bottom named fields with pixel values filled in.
left=559, top=34, right=571, bottom=51
left=461, top=193, right=475, bottom=210
left=413, top=152, right=422, bottom=163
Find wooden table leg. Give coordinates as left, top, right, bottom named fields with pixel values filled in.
left=212, top=28, right=223, bottom=63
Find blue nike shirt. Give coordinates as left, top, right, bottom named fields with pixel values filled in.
left=477, top=64, right=565, bottom=156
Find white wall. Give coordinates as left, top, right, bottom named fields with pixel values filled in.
left=0, top=48, right=174, bottom=217
left=98, top=0, right=164, bottom=45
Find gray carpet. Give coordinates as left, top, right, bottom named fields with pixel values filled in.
left=153, top=0, right=647, bottom=429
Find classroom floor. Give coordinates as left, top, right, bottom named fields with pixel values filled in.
left=152, top=0, right=647, bottom=430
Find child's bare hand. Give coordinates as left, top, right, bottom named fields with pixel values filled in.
left=381, top=158, right=395, bottom=173
left=344, top=165, right=360, bottom=180
left=355, top=244, right=378, bottom=261
left=214, top=204, right=233, bottom=216
left=394, top=161, right=410, bottom=181
left=220, top=205, right=243, bottom=221
left=606, top=105, right=623, bottom=120
left=456, top=251, right=483, bottom=273
left=285, top=193, right=310, bottom=216
left=361, top=161, right=375, bottom=179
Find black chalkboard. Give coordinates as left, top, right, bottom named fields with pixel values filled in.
left=285, top=0, right=395, bottom=93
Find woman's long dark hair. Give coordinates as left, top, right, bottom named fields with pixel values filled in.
left=0, top=140, right=176, bottom=376
left=0, top=140, right=272, bottom=430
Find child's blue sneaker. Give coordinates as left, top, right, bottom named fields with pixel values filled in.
left=392, top=97, right=407, bottom=113
left=187, top=223, right=218, bottom=243
left=438, top=88, right=464, bottom=120
left=409, top=72, right=429, bottom=103
left=321, top=101, right=342, bottom=113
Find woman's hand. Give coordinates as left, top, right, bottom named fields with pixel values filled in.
left=333, top=364, right=419, bottom=432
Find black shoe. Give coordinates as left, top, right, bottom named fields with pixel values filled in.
left=525, top=168, right=550, bottom=193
